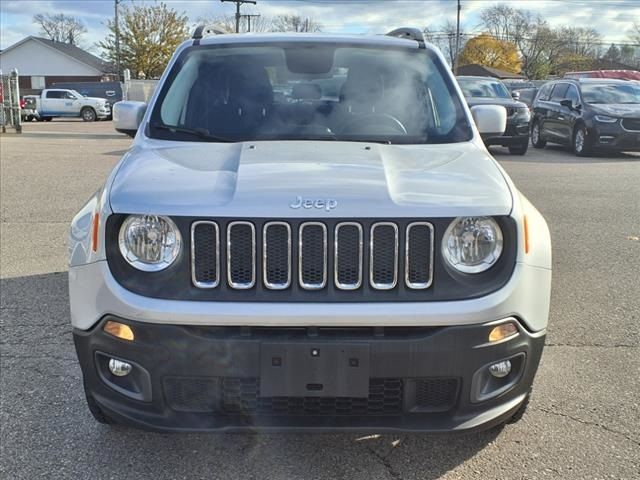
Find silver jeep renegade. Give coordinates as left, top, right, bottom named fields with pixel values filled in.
left=69, top=27, right=552, bottom=432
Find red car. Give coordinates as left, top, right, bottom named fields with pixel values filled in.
left=564, top=70, right=640, bottom=81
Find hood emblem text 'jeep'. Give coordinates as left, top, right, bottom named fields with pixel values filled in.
left=290, top=196, right=338, bottom=211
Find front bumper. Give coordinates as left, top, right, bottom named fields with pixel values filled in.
left=590, top=123, right=640, bottom=152
left=97, top=106, right=111, bottom=119
left=484, top=121, right=530, bottom=146
left=76, top=316, right=545, bottom=433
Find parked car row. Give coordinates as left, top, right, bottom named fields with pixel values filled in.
left=457, top=75, right=640, bottom=156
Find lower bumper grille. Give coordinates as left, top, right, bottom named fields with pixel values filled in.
left=621, top=118, right=640, bottom=131
left=164, top=377, right=460, bottom=415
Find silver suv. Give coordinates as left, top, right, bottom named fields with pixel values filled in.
left=69, top=27, right=552, bottom=432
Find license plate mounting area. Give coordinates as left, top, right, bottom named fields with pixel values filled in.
left=259, top=343, right=370, bottom=398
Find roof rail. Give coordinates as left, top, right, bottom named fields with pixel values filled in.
left=192, top=24, right=229, bottom=41
left=386, top=28, right=425, bottom=43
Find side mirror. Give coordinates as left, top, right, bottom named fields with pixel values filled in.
left=559, top=99, right=573, bottom=109
left=113, top=101, right=147, bottom=138
left=511, top=91, right=520, bottom=100
left=470, top=105, right=507, bottom=139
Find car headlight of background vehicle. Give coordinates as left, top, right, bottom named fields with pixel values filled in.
left=118, top=215, right=181, bottom=271
left=514, top=107, right=531, bottom=121
left=442, top=217, right=503, bottom=273
left=594, top=115, right=618, bottom=123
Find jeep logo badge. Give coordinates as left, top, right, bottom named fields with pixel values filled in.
left=290, top=196, right=338, bottom=212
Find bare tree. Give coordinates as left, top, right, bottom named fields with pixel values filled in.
left=33, top=13, right=87, bottom=45
left=424, top=20, right=466, bottom=67
left=272, top=15, right=322, bottom=33
left=200, top=14, right=272, bottom=33
left=629, top=22, right=640, bottom=44
left=559, top=27, right=602, bottom=58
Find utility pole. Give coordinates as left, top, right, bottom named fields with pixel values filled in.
left=454, top=0, right=461, bottom=74
left=241, top=14, right=260, bottom=32
left=115, top=0, right=124, bottom=81
left=220, top=0, right=257, bottom=33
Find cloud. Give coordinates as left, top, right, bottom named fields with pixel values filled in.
left=2, top=0, right=639, bottom=50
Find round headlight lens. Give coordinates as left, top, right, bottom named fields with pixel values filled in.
left=442, top=217, right=503, bottom=273
left=118, top=215, right=181, bottom=271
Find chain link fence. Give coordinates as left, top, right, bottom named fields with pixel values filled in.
left=0, top=69, right=22, bottom=134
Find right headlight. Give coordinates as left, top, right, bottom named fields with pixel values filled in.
left=118, top=215, right=181, bottom=271
left=442, top=217, right=503, bottom=273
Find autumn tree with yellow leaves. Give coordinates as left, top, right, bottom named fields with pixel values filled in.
left=99, top=3, right=189, bottom=79
left=458, top=34, right=522, bottom=73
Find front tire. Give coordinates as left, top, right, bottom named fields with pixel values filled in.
left=573, top=124, right=592, bottom=157
left=81, top=107, right=97, bottom=122
left=531, top=121, right=546, bottom=148
left=508, top=140, right=529, bottom=155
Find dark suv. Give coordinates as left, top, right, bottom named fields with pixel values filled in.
left=457, top=76, right=531, bottom=155
left=531, top=79, right=640, bottom=156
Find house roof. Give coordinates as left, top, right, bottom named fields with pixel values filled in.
left=457, top=64, right=525, bottom=79
left=1, top=36, right=114, bottom=73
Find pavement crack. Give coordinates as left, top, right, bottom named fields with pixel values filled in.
left=364, top=438, right=405, bottom=480
left=535, top=407, right=640, bottom=447
left=544, top=342, right=637, bottom=349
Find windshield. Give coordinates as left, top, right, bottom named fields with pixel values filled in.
left=457, top=78, right=511, bottom=99
left=582, top=83, right=640, bottom=104
left=149, top=43, right=472, bottom=144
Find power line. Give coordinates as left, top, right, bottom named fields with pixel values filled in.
left=220, top=0, right=257, bottom=33
left=241, top=14, right=261, bottom=32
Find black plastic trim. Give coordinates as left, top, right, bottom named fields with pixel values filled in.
left=74, top=316, right=545, bottom=432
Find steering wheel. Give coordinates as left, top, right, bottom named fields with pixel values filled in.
left=340, top=113, right=408, bottom=135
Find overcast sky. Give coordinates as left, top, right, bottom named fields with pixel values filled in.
left=2, top=0, right=639, bottom=52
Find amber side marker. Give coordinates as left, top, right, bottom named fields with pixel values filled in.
left=103, top=320, right=135, bottom=341
left=91, top=213, right=100, bottom=252
left=488, top=322, right=519, bottom=343
left=523, top=215, right=530, bottom=254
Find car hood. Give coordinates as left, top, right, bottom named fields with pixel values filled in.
left=84, top=96, right=107, bottom=104
left=109, top=140, right=513, bottom=218
left=465, top=97, right=526, bottom=109
left=589, top=103, right=640, bottom=118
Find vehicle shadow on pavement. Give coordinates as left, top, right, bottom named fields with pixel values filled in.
left=18, top=132, right=127, bottom=141
left=490, top=145, right=640, bottom=164
left=1, top=272, right=502, bottom=479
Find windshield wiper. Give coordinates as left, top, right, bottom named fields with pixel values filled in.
left=151, top=123, right=235, bottom=143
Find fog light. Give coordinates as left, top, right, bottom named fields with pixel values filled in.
left=108, top=358, right=133, bottom=377
left=489, top=360, right=512, bottom=378
left=104, top=320, right=134, bottom=341
left=488, top=322, right=518, bottom=343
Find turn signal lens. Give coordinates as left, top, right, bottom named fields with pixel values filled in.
left=488, top=322, right=518, bottom=343
left=103, top=320, right=135, bottom=341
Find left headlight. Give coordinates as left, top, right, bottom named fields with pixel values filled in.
left=442, top=217, right=503, bottom=274
left=118, top=215, right=181, bottom=271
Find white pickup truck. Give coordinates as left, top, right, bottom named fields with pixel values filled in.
left=33, top=88, right=111, bottom=122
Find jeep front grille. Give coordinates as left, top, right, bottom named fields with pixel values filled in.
left=227, top=221, right=256, bottom=289
left=191, top=220, right=434, bottom=292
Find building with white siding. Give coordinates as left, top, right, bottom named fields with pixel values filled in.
left=0, top=36, right=115, bottom=93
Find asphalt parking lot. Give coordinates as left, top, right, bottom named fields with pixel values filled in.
left=1, top=120, right=639, bottom=479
